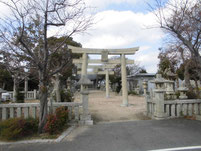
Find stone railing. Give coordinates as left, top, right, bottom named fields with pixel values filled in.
left=0, top=102, right=82, bottom=122
left=147, top=99, right=201, bottom=118
left=8, top=90, right=38, bottom=100
left=144, top=74, right=201, bottom=119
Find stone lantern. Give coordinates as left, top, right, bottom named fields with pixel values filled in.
left=78, top=75, right=93, bottom=125
left=166, top=70, right=177, bottom=81
left=178, top=82, right=188, bottom=99
left=151, top=74, right=167, bottom=119
left=163, top=69, right=177, bottom=100
left=151, top=74, right=165, bottom=90
left=165, top=80, right=176, bottom=100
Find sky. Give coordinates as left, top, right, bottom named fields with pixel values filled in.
left=73, top=0, right=168, bottom=73
left=0, top=0, right=168, bottom=73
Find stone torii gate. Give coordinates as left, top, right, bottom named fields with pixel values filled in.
left=70, top=45, right=139, bottom=106
left=77, top=69, right=114, bottom=98
left=76, top=64, right=116, bottom=98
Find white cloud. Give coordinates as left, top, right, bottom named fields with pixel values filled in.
left=133, top=47, right=160, bottom=73
left=74, top=10, right=164, bottom=49
left=73, top=10, right=163, bottom=73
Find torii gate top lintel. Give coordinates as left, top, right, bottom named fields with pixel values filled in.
left=68, top=45, right=139, bottom=55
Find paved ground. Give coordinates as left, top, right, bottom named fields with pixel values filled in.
left=2, top=119, right=201, bottom=151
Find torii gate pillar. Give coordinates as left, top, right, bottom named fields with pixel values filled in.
left=81, top=53, right=88, bottom=91
left=106, top=69, right=110, bottom=98
left=121, top=54, right=129, bottom=106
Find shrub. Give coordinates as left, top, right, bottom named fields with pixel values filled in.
left=44, top=107, right=68, bottom=135
left=43, top=114, right=59, bottom=135
left=55, top=106, right=68, bottom=126
left=116, top=85, right=121, bottom=93
left=16, top=90, right=24, bottom=103
left=0, top=118, right=38, bottom=140
left=187, top=90, right=197, bottom=99
left=60, top=90, right=73, bottom=102
left=175, top=91, right=180, bottom=99
left=128, top=91, right=138, bottom=95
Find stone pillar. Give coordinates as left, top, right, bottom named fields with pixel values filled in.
left=80, top=89, right=93, bottom=125
left=81, top=90, right=89, bottom=117
left=143, top=81, right=148, bottom=96
left=78, top=76, right=93, bottom=125
left=24, top=77, right=28, bottom=100
left=121, top=54, right=129, bottom=106
left=106, top=69, right=110, bottom=98
left=154, top=89, right=166, bottom=119
left=33, top=89, right=37, bottom=99
left=81, top=53, right=88, bottom=91
left=143, top=80, right=148, bottom=116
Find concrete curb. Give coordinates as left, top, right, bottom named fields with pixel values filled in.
left=0, top=125, right=76, bottom=146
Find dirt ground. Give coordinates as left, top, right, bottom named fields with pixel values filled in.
left=74, top=90, right=150, bottom=123
left=24, top=90, right=149, bottom=123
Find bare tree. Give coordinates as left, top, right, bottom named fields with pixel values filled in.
left=127, top=64, right=146, bottom=76
left=0, top=50, right=27, bottom=102
left=0, top=0, right=93, bottom=133
left=149, top=0, right=201, bottom=80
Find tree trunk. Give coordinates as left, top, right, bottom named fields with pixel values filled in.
left=195, top=55, right=201, bottom=82
left=38, top=72, right=49, bottom=133
left=13, top=76, right=19, bottom=102
left=52, top=74, right=61, bottom=102
left=55, top=74, right=61, bottom=102
left=184, top=61, right=193, bottom=91
left=195, top=79, right=200, bottom=99
left=38, top=90, right=48, bottom=133
left=24, top=77, right=28, bottom=100
left=2, top=82, right=6, bottom=90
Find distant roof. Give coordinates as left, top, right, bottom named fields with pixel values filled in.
left=127, top=73, right=156, bottom=78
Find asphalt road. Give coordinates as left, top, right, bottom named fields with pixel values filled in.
left=1, top=119, right=201, bottom=151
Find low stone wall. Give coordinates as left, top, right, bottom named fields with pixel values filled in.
left=143, top=74, right=201, bottom=120
left=147, top=99, right=201, bottom=118
left=0, top=102, right=82, bottom=122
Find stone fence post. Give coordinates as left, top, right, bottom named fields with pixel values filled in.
left=154, top=88, right=166, bottom=119
left=143, top=80, right=148, bottom=116
left=151, top=74, right=167, bottom=119
left=33, top=89, right=37, bottom=99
